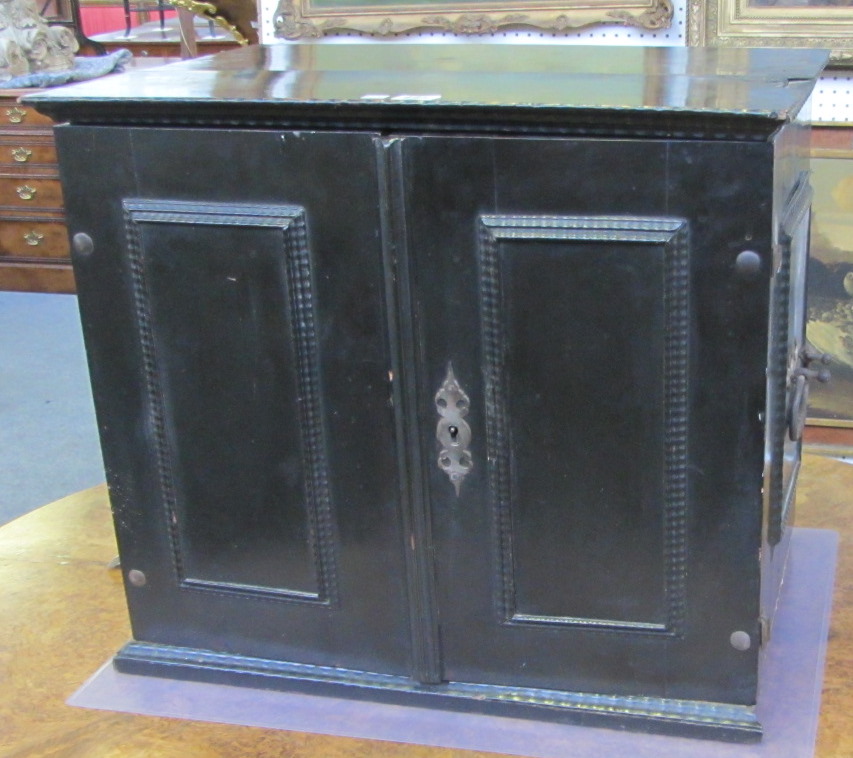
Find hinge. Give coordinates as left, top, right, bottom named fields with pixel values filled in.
left=759, top=615, right=771, bottom=647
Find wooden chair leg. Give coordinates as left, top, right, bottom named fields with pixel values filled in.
left=177, top=7, right=198, bottom=59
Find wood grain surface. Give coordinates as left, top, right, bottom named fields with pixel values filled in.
left=1, top=455, right=851, bottom=757
left=792, top=455, right=853, bottom=758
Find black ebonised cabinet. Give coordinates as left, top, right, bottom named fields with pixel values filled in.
left=29, top=44, right=828, bottom=741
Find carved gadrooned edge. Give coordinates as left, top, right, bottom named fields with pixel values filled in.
left=273, top=0, right=673, bottom=39
left=283, top=209, right=340, bottom=606
left=114, top=640, right=762, bottom=738
left=662, top=219, right=690, bottom=637
left=24, top=98, right=784, bottom=145
left=123, top=199, right=338, bottom=606
left=767, top=234, right=790, bottom=549
left=477, top=220, right=514, bottom=624
left=124, top=203, right=185, bottom=584
left=478, top=214, right=689, bottom=636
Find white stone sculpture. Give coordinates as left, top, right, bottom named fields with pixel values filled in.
left=0, top=0, right=78, bottom=82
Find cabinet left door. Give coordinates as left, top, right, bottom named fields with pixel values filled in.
left=55, top=126, right=413, bottom=676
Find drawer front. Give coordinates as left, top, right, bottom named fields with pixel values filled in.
left=0, top=102, right=54, bottom=129
left=0, top=136, right=57, bottom=167
left=0, top=219, right=68, bottom=259
left=0, top=176, right=63, bottom=209
left=0, top=260, right=74, bottom=292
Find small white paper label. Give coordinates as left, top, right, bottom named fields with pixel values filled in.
left=389, top=94, right=442, bottom=103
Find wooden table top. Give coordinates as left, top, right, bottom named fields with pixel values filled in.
left=1, top=454, right=851, bottom=757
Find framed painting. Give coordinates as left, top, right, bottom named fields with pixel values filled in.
left=689, top=0, right=853, bottom=66
left=806, top=125, right=853, bottom=445
left=272, top=0, right=673, bottom=39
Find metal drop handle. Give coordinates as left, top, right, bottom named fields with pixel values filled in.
left=787, top=343, right=832, bottom=441
left=6, top=107, right=26, bottom=124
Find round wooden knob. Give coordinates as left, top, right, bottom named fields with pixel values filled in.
left=72, top=232, right=94, bottom=257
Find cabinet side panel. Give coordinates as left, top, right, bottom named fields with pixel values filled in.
left=761, top=120, right=813, bottom=640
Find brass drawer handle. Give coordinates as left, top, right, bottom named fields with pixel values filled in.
left=16, top=185, right=36, bottom=200
left=24, top=230, right=44, bottom=246
left=6, top=107, right=26, bottom=124
left=435, top=363, right=473, bottom=496
left=11, top=147, right=32, bottom=163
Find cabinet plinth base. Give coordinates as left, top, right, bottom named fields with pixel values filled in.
left=113, top=642, right=761, bottom=742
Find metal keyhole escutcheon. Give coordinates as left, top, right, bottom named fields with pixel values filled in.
left=435, top=363, right=473, bottom=496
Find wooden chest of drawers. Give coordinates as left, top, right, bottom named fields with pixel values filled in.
left=0, top=89, right=72, bottom=293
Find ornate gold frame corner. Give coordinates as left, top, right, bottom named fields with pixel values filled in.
left=173, top=0, right=258, bottom=45
left=273, top=0, right=673, bottom=40
left=690, top=0, right=853, bottom=67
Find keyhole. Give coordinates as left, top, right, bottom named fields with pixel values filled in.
left=449, top=425, right=459, bottom=441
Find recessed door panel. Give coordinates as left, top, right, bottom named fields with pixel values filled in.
left=125, top=200, right=331, bottom=601
left=478, top=215, right=687, bottom=634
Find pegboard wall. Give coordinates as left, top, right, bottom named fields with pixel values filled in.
left=812, top=73, right=853, bottom=125
left=257, top=0, right=688, bottom=45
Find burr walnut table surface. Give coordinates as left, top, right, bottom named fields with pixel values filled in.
left=1, top=454, right=851, bottom=758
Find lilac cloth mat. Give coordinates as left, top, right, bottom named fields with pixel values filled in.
left=69, top=527, right=837, bottom=758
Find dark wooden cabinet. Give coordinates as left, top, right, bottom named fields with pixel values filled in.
left=29, top=44, right=828, bottom=742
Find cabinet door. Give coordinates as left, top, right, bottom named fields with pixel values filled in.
left=56, top=126, right=411, bottom=675
left=396, top=136, right=773, bottom=704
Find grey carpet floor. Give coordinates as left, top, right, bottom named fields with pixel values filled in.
left=0, top=291, right=104, bottom=525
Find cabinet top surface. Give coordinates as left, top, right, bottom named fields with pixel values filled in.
left=27, top=44, right=828, bottom=137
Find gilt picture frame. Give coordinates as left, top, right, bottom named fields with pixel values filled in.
left=806, top=125, right=853, bottom=441
left=689, top=0, right=853, bottom=66
left=272, top=0, right=673, bottom=39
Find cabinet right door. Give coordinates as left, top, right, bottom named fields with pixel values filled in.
left=396, top=135, right=775, bottom=705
